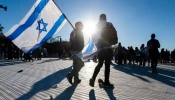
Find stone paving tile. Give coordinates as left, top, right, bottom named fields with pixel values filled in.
left=0, top=58, right=175, bottom=100
left=164, top=93, right=175, bottom=100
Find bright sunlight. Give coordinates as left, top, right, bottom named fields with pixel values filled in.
left=82, top=21, right=96, bottom=36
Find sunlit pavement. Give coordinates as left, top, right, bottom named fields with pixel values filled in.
left=0, top=58, right=175, bottom=100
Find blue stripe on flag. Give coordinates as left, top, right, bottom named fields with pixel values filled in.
left=7, top=0, right=49, bottom=40
left=85, top=38, right=94, bottom=53
left=27, top=14, right=65, bottom=53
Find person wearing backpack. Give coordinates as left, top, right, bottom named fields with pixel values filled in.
left=147, top=34, right=160, bottom=74
left=89, top=14, right=118, bottom=87
left=66, top=21, right=84, bottom=84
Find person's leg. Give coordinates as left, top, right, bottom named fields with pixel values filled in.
left=118, top=56, right=120, bottom=65
left=89, top=50, right=105, bottom=87
left=143, top=55, right=146, bottom=67
left=139, top=58, right=142, bottom=66
left=104, top=48, right=113, bottom=83
left=67, top=55, right=77, bottom=84
left=129, top=55, right=131, bottom=64
left=150, top=56, right=154, bottom=71
left=92, top=50, right=105, bottom=80
left=154, top=54, right=159, bottom=73
left=72, top=56, right=84, bottom=83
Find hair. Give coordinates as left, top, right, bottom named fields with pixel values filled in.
left=75, top=21, right=83, bottom=29
left=140, top=44, right=144, bottom=49
left=151, top=33, right=155, bottom=39
left=99, top=14, right=106, bottom=20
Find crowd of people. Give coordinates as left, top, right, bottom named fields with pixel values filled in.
left=113, top=43, right=175, bottom=66
left=0, top=43, right=47, bottom=61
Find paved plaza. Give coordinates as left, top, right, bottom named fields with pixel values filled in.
left=0, top=58, right=175, bottom=100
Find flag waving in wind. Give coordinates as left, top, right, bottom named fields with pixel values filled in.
left=4, top=0, right=67, bottom=53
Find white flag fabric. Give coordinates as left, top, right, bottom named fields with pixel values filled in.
left=4, top=0, right=67, bottom=53
left=76, top=37, right=100, bottom=60
left=77, top=36, right=117, bottom=60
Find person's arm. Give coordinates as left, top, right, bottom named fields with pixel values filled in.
left=146, top=41, right=149, bottom=49
left=157, top=40, right=160, bottom=48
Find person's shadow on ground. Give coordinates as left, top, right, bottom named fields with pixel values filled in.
left=103, top=87, right=117, bottom=100
left=0, top=60, right=26, bottom=66
left=89, top=89, right=96, bottom=100
left=37, top=59, right=59, bottom=64
left=111, top=63, right=175, bottom=87
left=89, top=88, right=116, bottom=100
left=54, top=84, right=78, bottom=100
left=16, top=66, right=72, bottom=100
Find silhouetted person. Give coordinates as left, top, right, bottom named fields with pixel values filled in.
left=66, top=21, right=84, bottom=84
left=147, top=34, right=160, bottom=74
left=135, top=47, right=141, bottom=66
left=117, top=42, right=123, bottom=66
left=160, top=48, right=165, bottom=64
left=140, top=44, right=147, bottom=67
left=89, top=14, right=118, bottom=87
left=122, top=46, right=127, bottom=65
left=128, top=46, right=135, bottom=64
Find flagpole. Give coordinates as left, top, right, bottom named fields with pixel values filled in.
left=52, top=0, right=75, bottom=30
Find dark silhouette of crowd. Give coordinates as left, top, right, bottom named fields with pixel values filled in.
left=0, top=39, right=47, bottom=61
left=114, top=43, right=175, bottom=66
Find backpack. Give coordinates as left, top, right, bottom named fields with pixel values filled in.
left=100, top=22, right=118, bottom=47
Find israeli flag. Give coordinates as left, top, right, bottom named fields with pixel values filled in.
left=4, top=0, right=67, bottom=53
left=76, top=37, right=99, bottom=60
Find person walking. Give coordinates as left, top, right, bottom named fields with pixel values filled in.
left=66, top=22, right=84, bottom=84
left=89, top=14, right=118, bottom=87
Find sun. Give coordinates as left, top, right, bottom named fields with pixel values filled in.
left=82, top=21, right=96, bottom=36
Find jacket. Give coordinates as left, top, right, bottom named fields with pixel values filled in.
left=70, top=29, right=84, bottom=51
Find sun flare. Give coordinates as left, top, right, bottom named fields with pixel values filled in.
left=83, top=21, right=96, bottom=36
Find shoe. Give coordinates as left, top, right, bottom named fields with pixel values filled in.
left=103, top=82, right=114, bottom=88
left=89, top=78, right=95, bottom=87
left=66, top=73, right=72, bottom=84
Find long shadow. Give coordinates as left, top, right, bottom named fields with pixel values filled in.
left=37, top=59, right=59, bottom=64
left=16, top=66, right=72, bottom=100
left=103, top=88, right=117, bottom=100
left=111, top=63, right=175, bottom=87
left=111, top=63, right=151, bottom=83
left=89, top=88, right=116, bottom=100
left=0, top=60, right=26, bottom=66
left=89, top=89, right=96, bottom=100
left=144, top=66, right=175, bottom=78
left=55, top=84, right=78, bottom=100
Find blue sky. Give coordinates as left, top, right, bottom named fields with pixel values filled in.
left=0, top=0, right=175, bottom=51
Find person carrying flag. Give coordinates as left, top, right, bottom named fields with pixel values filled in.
left=66, top=22, right=84, bottom=84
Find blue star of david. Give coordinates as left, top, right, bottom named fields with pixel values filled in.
left=36, top=19, right=48, bottom=33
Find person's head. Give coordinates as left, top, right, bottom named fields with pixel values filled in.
left=99, top=14, right=106, bottom=21
left=140, top=44, right=145, bottom=49
left=151, top=33, right=155, bottom=39
left=75, top=21, right=83, bottom=30
left=118, top=42, right=121, bottom=45
left=135, top=47, right=138, bottom=50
